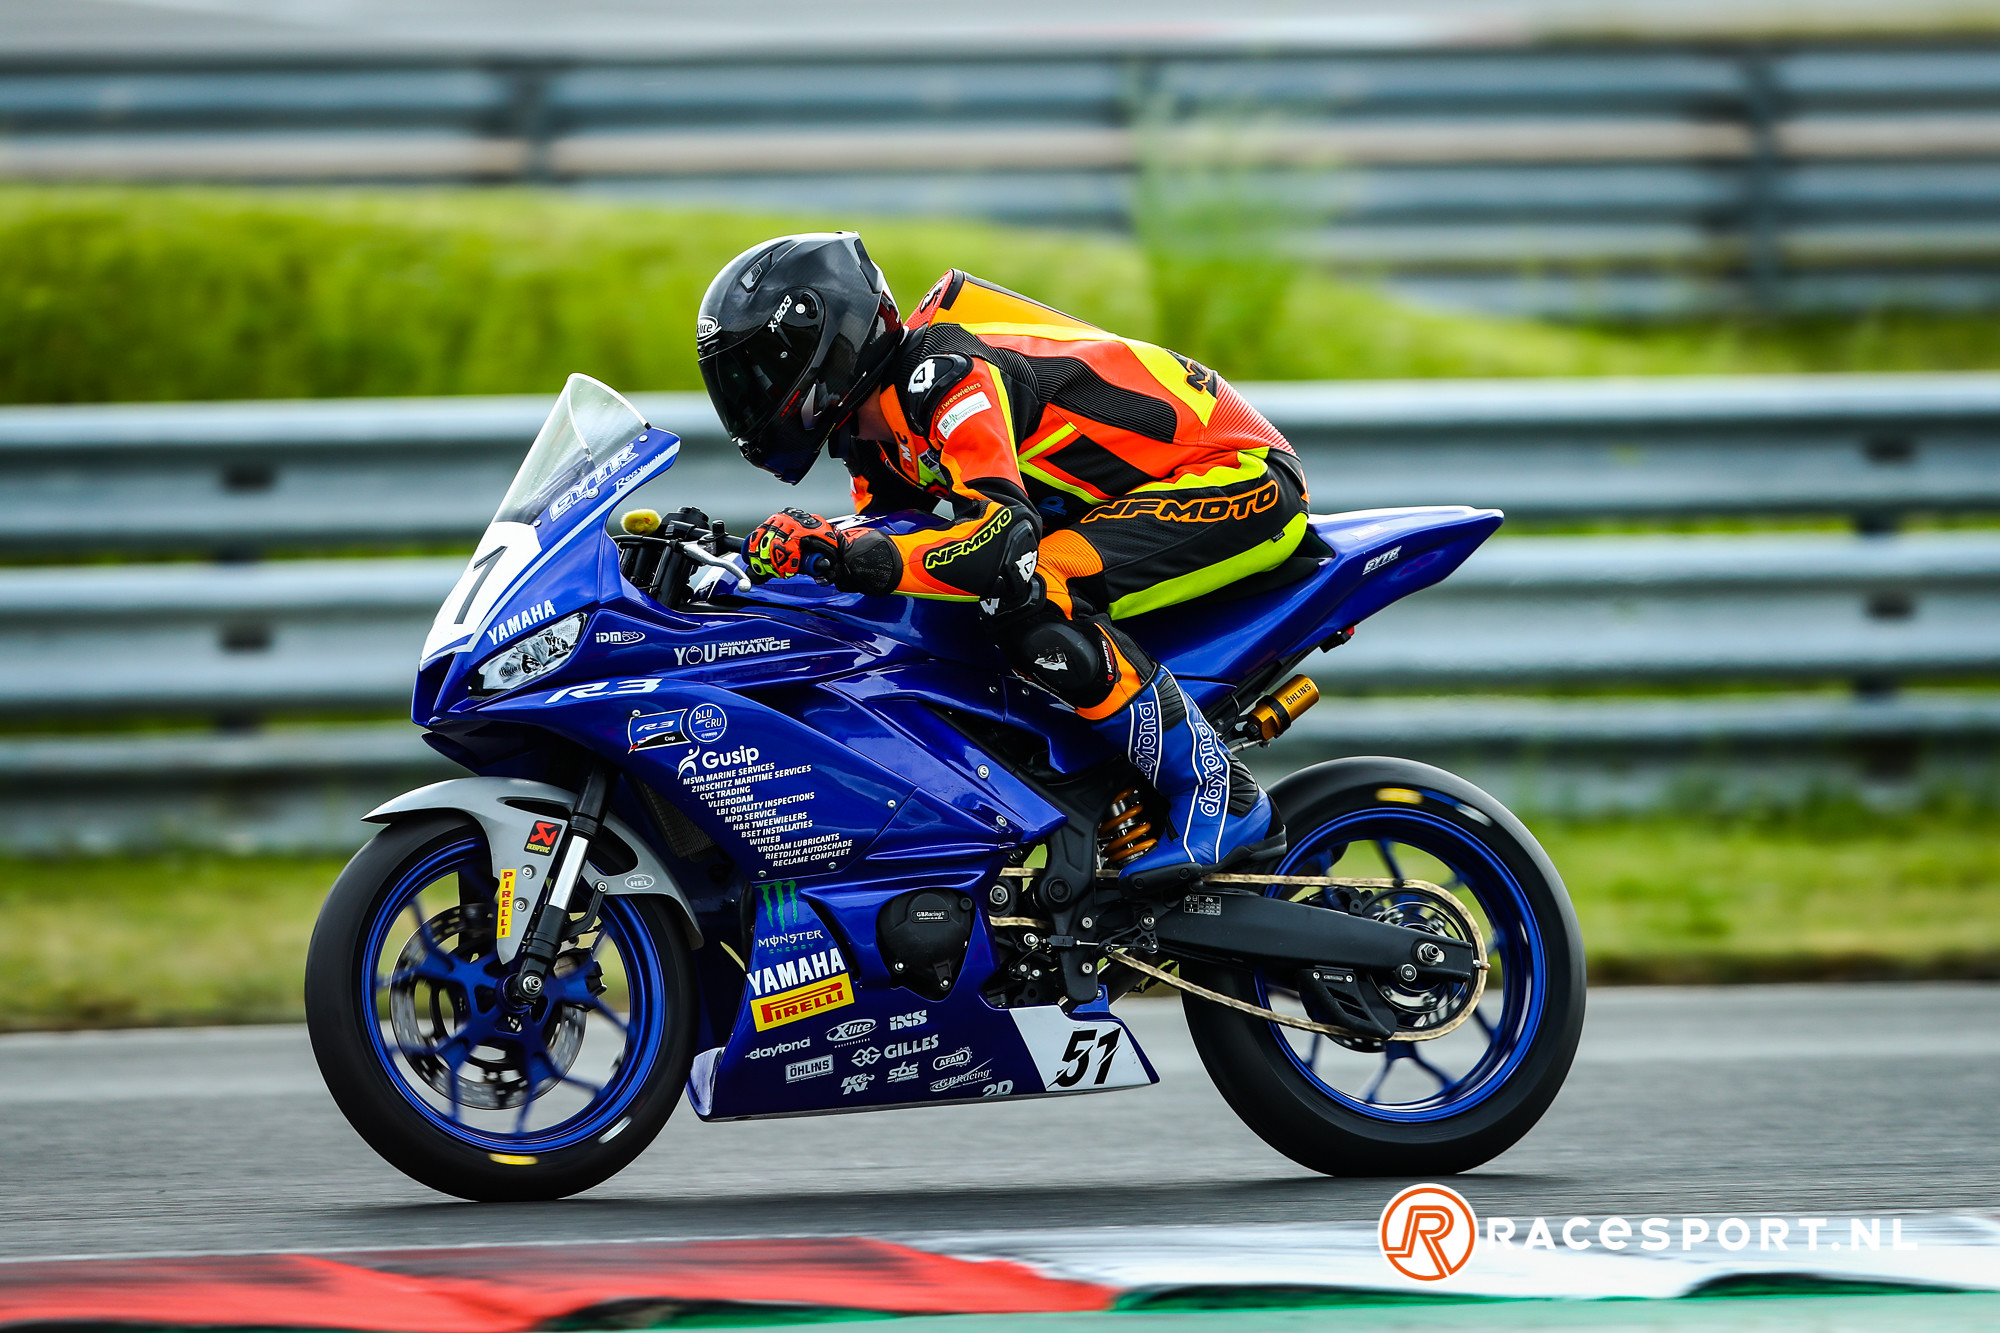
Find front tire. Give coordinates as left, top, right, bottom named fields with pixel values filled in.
left=1183, top=757, right=1585, bottom=1176
left=305, top=813, right=697, bottom=1201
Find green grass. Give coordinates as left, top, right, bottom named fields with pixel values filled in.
left=2, top=807, right=1994, bottom=1031
left=12, top=185, right=2000, bottom=406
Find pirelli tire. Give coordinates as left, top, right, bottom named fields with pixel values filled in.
left=1181, top=757, right=1586, bottom=1177
left=305, top=813, right=698, bottom=1202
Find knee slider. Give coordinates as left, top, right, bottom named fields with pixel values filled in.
left=1004, top=617, right=1118, bottom=711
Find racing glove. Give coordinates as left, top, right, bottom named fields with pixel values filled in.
left=744, top=509, right=900, bottom=595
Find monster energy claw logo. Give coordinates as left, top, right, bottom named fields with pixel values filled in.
left=756, top=879, right=804, bottom=927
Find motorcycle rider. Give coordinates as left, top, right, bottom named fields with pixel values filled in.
left=695, top=232, right=1309, bottom=892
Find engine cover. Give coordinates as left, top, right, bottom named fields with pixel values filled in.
left=876, top=889, right=974, bottom=1000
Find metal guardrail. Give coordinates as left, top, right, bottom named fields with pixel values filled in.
left=4, top=532, right=1997, bottom=714
left=10, top=39, right=2000, bottom=313
left=7, top=374, right=1999, bottom=556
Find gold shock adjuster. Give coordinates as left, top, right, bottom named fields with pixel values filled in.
left=1248, top=674, right=1321, bottom=741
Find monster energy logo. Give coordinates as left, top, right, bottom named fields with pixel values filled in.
left=755, top=880, right=804, bottom=927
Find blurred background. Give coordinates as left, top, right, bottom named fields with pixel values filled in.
left=3, top=0, right=1997, bottom=1029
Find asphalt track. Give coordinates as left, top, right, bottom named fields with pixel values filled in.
left=1, top=983, right=1996, bottom=1264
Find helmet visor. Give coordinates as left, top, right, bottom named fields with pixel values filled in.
left=698, top=295, right=826, bottom=445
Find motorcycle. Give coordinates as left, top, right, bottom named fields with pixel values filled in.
left=305, top=374, right=1586, bottom=1202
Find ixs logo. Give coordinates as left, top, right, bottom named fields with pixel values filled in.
left=888, top=1010, right=928, bottom=1031
left=672, top=636, right=791, bottom=667
left=1379, top=1184, right=1476, bottom=1282
left=747, top=946, right=853, bottom=1031
left=1364, top=545, right=1403, bottom=576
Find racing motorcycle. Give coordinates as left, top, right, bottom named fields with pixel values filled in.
left=305, top=374, right=1586, bottom=1201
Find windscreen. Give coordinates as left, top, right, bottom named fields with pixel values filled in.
left=496, top=373, right=650, bottom=525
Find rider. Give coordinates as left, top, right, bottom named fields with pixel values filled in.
left=695, top=232, right=1309, bottom=892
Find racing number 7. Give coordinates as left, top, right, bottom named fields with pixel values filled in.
left=1053, top=1027, right=1122, bottom=1088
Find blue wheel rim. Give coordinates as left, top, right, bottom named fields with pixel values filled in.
left=1252, top=806, right=1547, bottom=1123
left=360, top=835, right=668, bottom=1153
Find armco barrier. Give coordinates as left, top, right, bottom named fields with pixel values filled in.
left=7, top=375, right=1999, bottom=556
left=12, top=38, right=2000, bottom=314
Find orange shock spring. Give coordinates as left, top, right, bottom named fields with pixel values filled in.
left=1098, top=787, right=1160, bottom=867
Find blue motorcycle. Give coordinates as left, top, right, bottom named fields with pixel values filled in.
left=305, top=374, right=1586, bottom=1201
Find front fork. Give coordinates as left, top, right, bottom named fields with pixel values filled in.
left=508, top=761, right=614, bottom=1004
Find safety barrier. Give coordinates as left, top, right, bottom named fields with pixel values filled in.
left=6, top=374, right=1998, bottom=557
left=10, top=38, right=2000, bottom=313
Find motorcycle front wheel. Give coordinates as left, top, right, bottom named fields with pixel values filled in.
left=1184, top=756, right=1586, bottom=1176
left=305, top=813, right=696, bottom=1201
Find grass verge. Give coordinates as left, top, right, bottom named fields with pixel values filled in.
left=1, top=808, right=1994, bottom=1031
left=13, top=186, right=2000, bottom=406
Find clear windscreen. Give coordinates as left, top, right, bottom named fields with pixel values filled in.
left=496, top=374, right=651, bottom=525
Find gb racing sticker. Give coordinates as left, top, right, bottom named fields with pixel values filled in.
left=747, top=945, right=853, bottom=1031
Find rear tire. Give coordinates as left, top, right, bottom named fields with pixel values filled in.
left=1182, top=757, right=1585, bottom=1176
left=305, top=813, right=697, bottom=1201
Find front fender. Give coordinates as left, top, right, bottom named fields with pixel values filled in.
left=364, top=777, right=702, bottom=958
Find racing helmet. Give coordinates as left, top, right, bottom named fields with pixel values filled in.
left=696, top=232, right=902, bottom=484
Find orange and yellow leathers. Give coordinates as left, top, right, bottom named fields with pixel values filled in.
left=841, top=270, right=1312, bottom=719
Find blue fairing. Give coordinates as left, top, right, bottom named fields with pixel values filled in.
left=414, top=418, right=1498, bottom=1120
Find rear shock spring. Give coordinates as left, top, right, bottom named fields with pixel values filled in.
left=1098, top=786, right=1160, bottom=867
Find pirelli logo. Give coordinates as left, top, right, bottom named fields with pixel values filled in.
left=753, top=974, right=855, bottom=1031
left=1084, top=478, right=1279, bottom=526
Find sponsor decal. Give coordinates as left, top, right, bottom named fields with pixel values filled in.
left=692, top=744, right=761, bottom=772
left=883, top=1034, right=940, bottom=1060
left=756, top=880, right=807, bottom=927
left=696, top=315, right=720, bottom=340
left=1171, top=351, right=1218, bottom=395
left=1364, top=545, right=1403, bottom=576
left=1014, top=549, right=1037, bottom=581
left=935, top=389, right=991, bottom=440
left=1130, top=692, right=1161, bottom=782
left=826, top=1019, right=876, bottom=1044
left=485, top=599, right=559, bottom=648
left=850, top=1046, right=881, bottom=1067
left=677, top=748, right=700, bottom=779
left=546, top=677, right=662, bottom=703
left=747, top=945, right=854, bottom=1031
left=629, top=710, right=687, bottom=751
left=785, top=1054, right=834, bottom=1083
left=841, top=1073, right=874, bottom=1095
left=888, top=1010, right=928, bottom=1031
left=550, top=444, right=639, bottom=520
left=1034, top=653, right=1069, bottom=673
left=671, top=636, right=792, bottom=667
left=1380, top=1184, right=1476, bottom=1282
left=687, top=703, right=728, bottom=744
left=524, top=820, right=563, bottom=856
left=933, top=1046, right=973, bottom=1071
left=921, top=507, right=1011, bottom=572
left=1194, top=720, right=1230, bottom=821
left=1083, top=479, right=1279, bottom=526
left=981, top=1080, right=1015, bottom=1096
left=929, top=1060, right=995, bottom=1094
left=596, top=629, right=646, bottom=644
left=624, top=873, right=655, bottom=890
left=745, top=1037, right=811, bottom=1060
left=887, top=1061, right=918, bottom=1083
left=496, top=868, right=516, bottom=939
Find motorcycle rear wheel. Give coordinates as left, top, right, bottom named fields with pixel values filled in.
left=1183, top=756, right=1586, bottom=1176
left=305, top=813, right=696, bottom=1201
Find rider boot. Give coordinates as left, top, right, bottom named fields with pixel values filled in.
left=1085, top=667, right=1285, bottom=897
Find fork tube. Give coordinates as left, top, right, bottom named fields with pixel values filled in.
left=510, top=761, right=614, bottom=1001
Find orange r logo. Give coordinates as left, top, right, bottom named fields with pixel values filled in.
left=1378, top=1183, right=1477, bottom=1281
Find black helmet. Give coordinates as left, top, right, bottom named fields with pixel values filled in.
left=696, top=232, right=902, bottom=484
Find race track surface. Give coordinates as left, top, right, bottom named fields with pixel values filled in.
left=1, top=984, right=1995, bottom=1263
